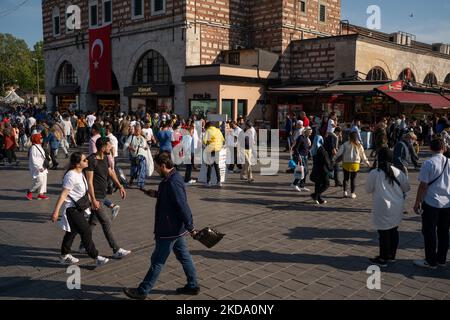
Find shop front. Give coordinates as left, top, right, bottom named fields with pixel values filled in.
left=124, top=85, right=174, bottom=114
left=50, top=84, right=80, bottom=113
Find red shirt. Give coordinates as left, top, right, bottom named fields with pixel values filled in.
left=303, top=116, right=310, bottom=128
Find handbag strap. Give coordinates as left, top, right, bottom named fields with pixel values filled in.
left=31, top=144, right=46, bottom=161
left=428, top=157, right=449, bottom=187
left=66, top=173, right=89, bottom=206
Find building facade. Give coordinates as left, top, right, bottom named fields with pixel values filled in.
left=42, top=0, right=341, bottom=118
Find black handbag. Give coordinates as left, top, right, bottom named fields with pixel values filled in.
left=67, top=174, right=91, bottom=211
left=193, top=227, right=225, bottom=249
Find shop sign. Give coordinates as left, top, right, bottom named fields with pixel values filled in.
left=124, top=85, right=173, bottom=97
left=193, top=93, right=211, bottom=99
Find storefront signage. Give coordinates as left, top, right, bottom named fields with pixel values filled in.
left=193, top=93, right=211, bottom=99
left=124, top=85, right=174, bottom=97
left=377, top=80, right=404, bottom=92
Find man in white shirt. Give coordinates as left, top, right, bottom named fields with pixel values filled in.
left=86, top=112, right=96, bottom=136
left=413, top=137, right=450, bottom=269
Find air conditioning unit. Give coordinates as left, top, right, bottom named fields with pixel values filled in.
left=390, top=32, right=412, bottom=46
left=432, top=43, right=450, bottom=55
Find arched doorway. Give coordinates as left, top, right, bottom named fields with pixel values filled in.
left=50, top=61, right=80, bottom=113
left=398, top=68, right=416, bottom=83
left=366, top=66, right=389, bottom=81
left=124, top=49, right=174, bottom=114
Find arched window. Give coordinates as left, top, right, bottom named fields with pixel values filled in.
left=444, top=74, right=450, bottom=87
left=423, top=72, right=438, bottom=87
left=398, top=68, right=416, bottom=82
left=133, top=50, right=172, bottom=85
left=52, top=7, right=61, bottom=37
left=366, top=67, right=388, bottom=81
left=57, top=61, right=78, bottom=85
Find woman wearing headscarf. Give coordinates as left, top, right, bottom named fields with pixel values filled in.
left=27, top=133, right=49, bottom=200
left=309, top=135, right=332, bottom=204
left=365, top=147, right=410, bottom=267
left=125, top=124, right=148, bottom=189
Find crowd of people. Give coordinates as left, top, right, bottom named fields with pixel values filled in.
left=285, top=110, right=450, bottom=269
left=1, top=104, right=450, bottom=297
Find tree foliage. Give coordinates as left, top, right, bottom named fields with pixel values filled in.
left=0, top=34, right=44, bottom=96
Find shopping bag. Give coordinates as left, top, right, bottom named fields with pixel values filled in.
left=193, top=227, right=225, bottom=249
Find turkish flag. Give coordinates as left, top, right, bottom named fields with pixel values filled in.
left=89, top=25, right=112, bottom=92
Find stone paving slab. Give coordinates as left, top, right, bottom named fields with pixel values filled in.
left=0, top=147, right=449, bottom=300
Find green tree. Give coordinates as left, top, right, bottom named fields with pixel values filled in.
left=0, top=33, right=36, bottom=96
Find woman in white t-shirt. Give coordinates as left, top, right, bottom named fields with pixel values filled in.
left=51, top=152, right=109, bottom=266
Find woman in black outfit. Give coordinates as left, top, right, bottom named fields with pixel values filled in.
left=310, top=135, right=333, bottom=205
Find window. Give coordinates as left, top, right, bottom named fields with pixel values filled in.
left=319, top=4, right=326, bottom=23
left=133, top=50, right=172, bottom=84
left=237, top=100, right=248, bottom=117
left=228, top=52, right=240, bottom=65
left=190, top=100, right=217, bottom=119
left=444, top=74, right=450, bottom=87
left=222, top=100, right=234, bottom=120
left=366, top=67, right=388, bottom=81
left=398, top=68, right=416, bottom=83
left=424, top=72, right=438, bottom=87
left=300, top=0, right=306, bottom=14
left=52, top=7, right=60, bottom=36
left=152, top=0, right=166, bottom=16
left=57, top=61, right=78, bottom=85
left=132, top=0, right=144, bottom=19
left=89, top=1, right=98, bottom=27
left=103, top=0, right=112, bottom=24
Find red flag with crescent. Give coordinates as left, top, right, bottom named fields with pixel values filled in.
left=89, top=25, right=112, bottom=92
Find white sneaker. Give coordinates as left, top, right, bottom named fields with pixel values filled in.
left=188, top=180, right=196, bottom=184
left=351, top=193, right=357, bottom=199
left=300, top=187, right=310, bottom=192
left=112, top=248, right=131, bottom=259
left=413, top=259, right=437, bottom=269
left=96, top=256, right=110, bottom=266
left=111, top=205, right=120, bottom=221
left=217, top=182, right=223, bottom=188
left=291, top=185, right=301, bottom=192
left=343, top=191, right=349, bottom=198
left=60, top=254, right=79, bottom=265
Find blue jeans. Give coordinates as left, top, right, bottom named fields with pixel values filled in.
left=138, top=236, right=198, bottom=295
left=130, top=155, right=147, bottom=188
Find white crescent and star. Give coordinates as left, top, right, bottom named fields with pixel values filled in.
left=91, top=39, right=104, bottom=69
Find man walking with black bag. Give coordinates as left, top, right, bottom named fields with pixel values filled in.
left=82, top=137, right=131, bottom=259
left=123, top=152, right=200, bottom=300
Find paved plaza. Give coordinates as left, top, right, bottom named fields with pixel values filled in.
left=0, top=147, right=449, bottom=300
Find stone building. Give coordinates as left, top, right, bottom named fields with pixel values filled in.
left=42, top=0, right=341, bottom=118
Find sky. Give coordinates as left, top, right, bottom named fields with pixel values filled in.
left=0, top=0, right=449, bottom=48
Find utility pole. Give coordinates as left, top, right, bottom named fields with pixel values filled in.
left=32, top=58, right=39, bottom=104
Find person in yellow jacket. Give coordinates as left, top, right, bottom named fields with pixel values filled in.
left=334, top=131, right=370, bottom=199
left=203, top=122, right=225, bottom=187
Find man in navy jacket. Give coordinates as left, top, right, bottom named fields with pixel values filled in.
left=123, top=152, right=200, bottom=300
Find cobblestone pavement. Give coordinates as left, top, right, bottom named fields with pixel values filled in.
left=0, top=146, right=449, bottom=300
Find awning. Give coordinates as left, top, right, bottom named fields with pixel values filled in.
left=267, top=85, right=323, bottom=94
left=50, top=85, right=80, bottom=95
left=319, top=83, right=389, bottom=94
left=379, top=91, right=450, bottom=109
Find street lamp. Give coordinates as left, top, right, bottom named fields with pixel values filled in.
left=32, top=58, right=40, bottom=104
